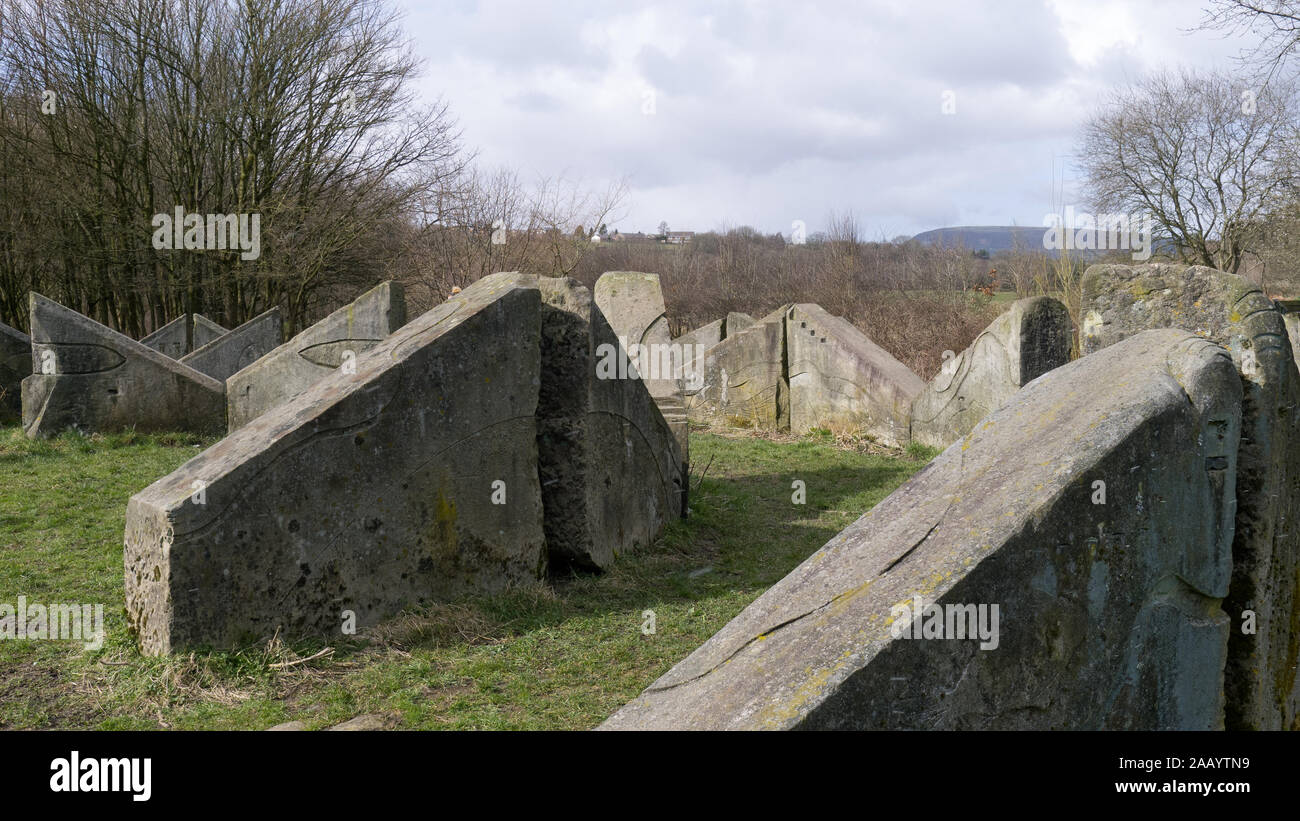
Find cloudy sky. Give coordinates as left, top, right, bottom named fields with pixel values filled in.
left=394, top=0, right=1260, bottom=238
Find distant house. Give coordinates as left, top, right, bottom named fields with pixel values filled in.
left=609, top=229, right=694, bottom=243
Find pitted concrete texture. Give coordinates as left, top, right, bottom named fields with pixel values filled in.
left=21, top=294, right=225, bottom=438
left=125, top=273, right=544, bottom=654
left=602, top=330, right=1241, bottom=730
left=911, top=297, right=1073, bottom=449
left=226, top=281, right=406, bottom=429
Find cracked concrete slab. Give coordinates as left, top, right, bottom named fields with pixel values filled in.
left=602, top=329, right=1240, bottom=729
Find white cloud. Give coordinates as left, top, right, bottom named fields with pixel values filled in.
left=394, top=0, right=1266, bottom=236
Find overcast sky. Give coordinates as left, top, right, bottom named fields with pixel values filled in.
left=394, top=0, right=1260, bottom=238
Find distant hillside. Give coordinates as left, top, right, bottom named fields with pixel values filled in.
left=911, top=226, right=1046, bottom=253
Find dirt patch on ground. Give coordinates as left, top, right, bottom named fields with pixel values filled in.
left=0, top=658, right=103, bottom=729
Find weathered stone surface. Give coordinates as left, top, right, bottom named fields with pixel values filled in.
left=676, top=318, right=722, bottom=350
left=673, top=312, right=759, bottom=386
left=653, top=393, right=691, bottom=508
left=911, top=296, right=1073, bottom=449
left=537, top=277, right=684, bottom=570
left=138, top=314, right=189, bottom=359
left=180, top=308, right=282, bottom=382
left=786, top=304, right=924, bottom=445
left=1277, top=299, right=1300, bottom=379
left=21, top=294, right=225, bottom=438
left=684, top=307, right=788, bottom=429
left=124, top=273, right=543, bottom=654
left=193, top=314, right=227, bottom=350
left=226, top=281, right=406, bottom=429
left=725, top=312, right=755, bottom=336
left=328, top=714, right=388, bottom=731
left=672, top=318, right=722, bottom=382
left=602, top=329, right=1241, bottom=730
left=140, top=314, right=229, bottom=359
left=266, top=721, right=307, bottom=731
left=1, top=320, right=30, bottom=425
left=593, top=272, right=679, bottom=400
left=1082, top=262, right=1300, bottom=730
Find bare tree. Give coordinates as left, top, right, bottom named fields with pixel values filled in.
left=1004, top=229, right=1049, bottom=299
left=1202, top=1, right=1300, bottom=82
left=399, top=167, right=629, bottom=312
left=530, top=174, right=629, bottom=277
left=826, top=209, right=862, bottom=270
left=0, top=0, right=470, bottom=333
left=1077, top=68, right=1300, bottom=274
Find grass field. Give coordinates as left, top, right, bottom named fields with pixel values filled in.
left=0, top=425, right=932, bottom=730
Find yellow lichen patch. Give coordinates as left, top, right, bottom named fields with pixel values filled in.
left=827, top=579, right=876, bottom=618
left=431, top=487, right=458, bottom=560
left=884, top=594, right=914, bottom=616
left=757, top=660, right=845, bottom=728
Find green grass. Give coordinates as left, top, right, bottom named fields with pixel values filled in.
left=0, top=425, right=930, bottom=730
